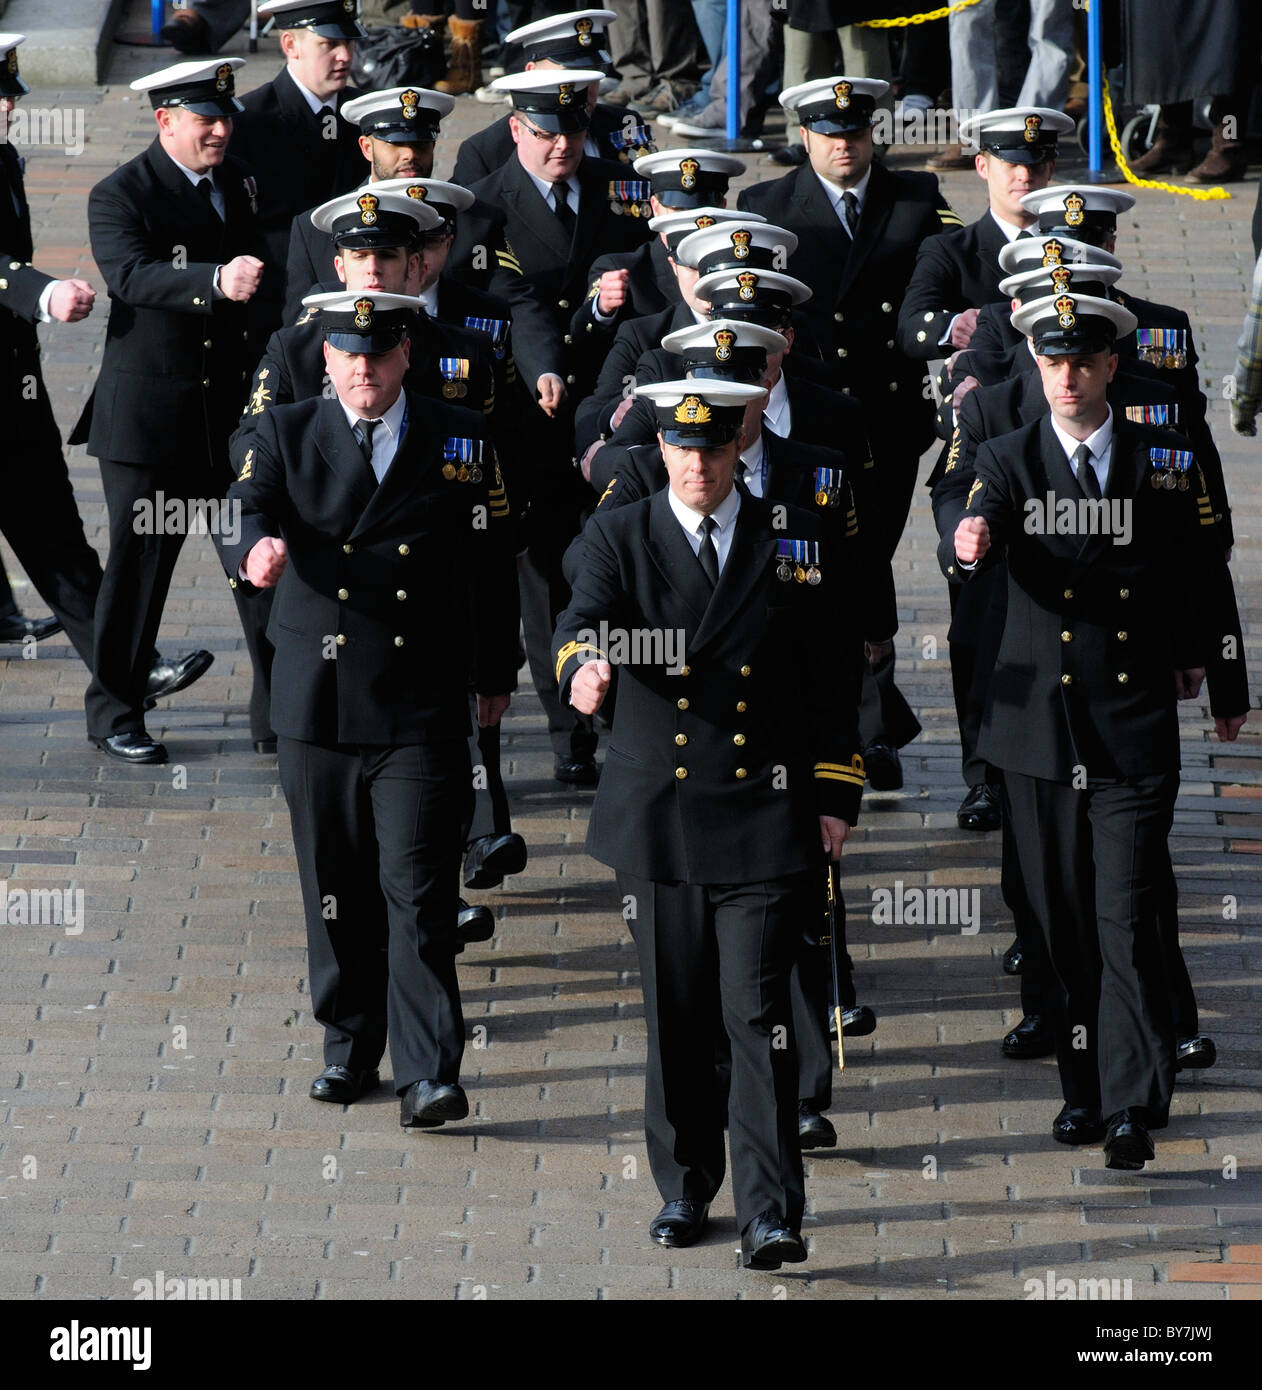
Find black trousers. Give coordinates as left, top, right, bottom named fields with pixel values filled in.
left=279, top=735, right=472, bottom=1092
left=84, top=459, right=273, bottom=741
left=618, top=869, right=807, bottom=1234
left=466, top=706, right=513, bottom=842
left=0, top=402, right=103, bottom=667
left=947, top=561, right=1007, bottom=787
left=1002, top=769, right=1178, bottom=1125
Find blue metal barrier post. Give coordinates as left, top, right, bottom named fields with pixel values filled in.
left=152, top=0, right=165, bottom=42
left=1087, top=0, right=1104, bottom=180
left=725, top=0, right=741, bottom=146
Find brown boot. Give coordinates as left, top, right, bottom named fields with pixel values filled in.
left=401, top=12, right=446, bottom=29
left=1128, top=118, right=1194, bottom=176
left=1187, top=119, right=1247, bottom=183
left=436, top=16, right=484, bottom=95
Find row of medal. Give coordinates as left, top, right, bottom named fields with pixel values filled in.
left=1149, top=445, right=1193, bottom=490
left=462, top=315, right=509, bottom=361
left=439, top=357, right=470, bottom=400
left=813, top=466, right=845, bottom=510
left=776, top=538, right=822, bottom=584
left=441, top=436, right=486, bottom=483
left=608, top=179, right=654, bottom=218
left=609, top=125, right=655, bottom=164
left=1124, top=402, right=1178, bottom=426
left=1136, top=328, right=1187, bottom=370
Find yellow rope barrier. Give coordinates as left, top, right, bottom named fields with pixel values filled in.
left=1100, top=72, right=1230, bottom=202
left=855, top=0, right=981, bottom=26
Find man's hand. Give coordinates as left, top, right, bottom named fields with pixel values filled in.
left=953, top=514, right=990, bottom=565
left=1215, top=711, right=1248, bottom=741
left=537, top=373, right=566, bottom=417
left=244, top=535, right=287, bottom=588
left=864, top=639, right=893, bottom=669
left=609, top=394, right=635, bottom=432
left=596, top=268, right=630, bottom=316
left=220, top=255, right=264, bottom=302
left=47, top=277, right=95, bottom=322
left=1174, top=667, right=1205, bottom=700
left=570, top=658, right=611, bottom=714
left=820, top=816, right=850, bottom=862
left=951, top=373, right=980, bottom=413
left=948, top=307, right=980, bottom=350
left=476, top=693, right=511, bottom=727
left=579, top=439, right=604, bottom=483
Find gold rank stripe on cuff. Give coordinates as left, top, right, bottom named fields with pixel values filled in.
left=938, top=210, right=964, bottom=226
left=814, top=758, right=866, bottom=787
left=555, top=640, right=606, bottom=685
left=495, top=250, right=522, bottom=274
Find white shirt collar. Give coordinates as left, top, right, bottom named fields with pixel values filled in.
left=763, top=372, right=790, bottom=435
left=740, top=434, right=766, bottom=495
left=815, top=162, right=872, bottom=213
left=989, top=208, right=1031, bottom=243
left=289, top=70, right=333, bottom=117
left=668, top=481, right=741, bottom=537
left=523, top=165, right=580, bottom=209
left=339, top=389, right=408, bottom=480
left=1050, top=405, right=1114, bottom=481
left=164, top=148, right=215, bottom=185
left=417, top=283, right=439, bottom=317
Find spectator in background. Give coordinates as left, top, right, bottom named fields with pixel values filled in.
left=771, top=1, right=895, bottom=167
left=929, top=0, right=1073, bottom=171
left=668, top=0, right=781, bottom=140
left=160, top=0, right=250, bottom=53
left=657, top=0, right=726, bottom=132
left=604, top=0, right=704, bottom=113
left=1232, top=251, right=1262, bottom=437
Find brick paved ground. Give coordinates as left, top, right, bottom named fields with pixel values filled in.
left=1, top=9, right=1261, bottom=1304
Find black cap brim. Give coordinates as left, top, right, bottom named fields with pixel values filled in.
left=367, top=123, right=440, bottom=145
left=514, top=106, right=591, bottom=134
left=660, top=425, right=741, bottom=448
left=0, top=76, right=30, bottom=97
left=331, top=229, right=417, bottom=250
left=1032, top=331, right=1115, bottom=356
left=801, top=114, right=871, bottom=136
left=178, top=96, right=246, bottom=116
left=295, top=20, right=366, bottom=38
left=983, top=143, right=1057, bottom=165
left=325, top=329, right=408, bottom=353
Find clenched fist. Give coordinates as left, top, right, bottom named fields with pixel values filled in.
left=954, top=514, right=990, bottom=565
left=48, top=278, right=96, bottom=322
left=948, top=307, right=980, bottom=350
left=245, top=535, right=287, bottom=588
left=570, top=658, right=611, bottom=714
left=597, top=268, right=630, bottom=316
left=220, top=255, right=264, bottom=302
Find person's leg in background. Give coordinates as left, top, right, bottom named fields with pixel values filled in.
left=1017, top=0, right=1073, bottom=110
left=930, top=0, right=998, bottom=170
left=1187, top=1, right=1258, bottom=182
left=995, top=0, right=1031, bottom=109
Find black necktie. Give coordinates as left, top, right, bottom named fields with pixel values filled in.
left=1016, top=228, right=1034, bottom=240
left=842, top=190, right=860, bottom=238
left=552, top=181, right=575, bottom=236
left=695, top=515, right=719, bottom=588
left=1074, top=443, right=1101, bottom=498
left=196, top=177, right=221, bottom=220
left=358, top=418, right=380, bottom=471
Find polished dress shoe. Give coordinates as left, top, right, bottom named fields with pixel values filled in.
left=1001, top=938, right=1023, bottom=975
left=400, top=1079, right=468, bottom=1128
left=741, top=1212, right=807, bottom=1270
left=1052, top=1103, right=1104, bottom=1145
left=457, top=898, right=495, bottom=943
left=797, top=1103, right=837, bottom=1150
left=310, top=1065, right=379, bottom=1103
left=160, top=9, right=212, bottom=53
left=90, top=731, right=168, bottom=765
left=1176, top=1035, right=1217, bottom=1071
left=957, top=782, right=1001, bottom=832
left=554, top=757, right=599, bottom=786
left=1002, top=1014, right=1055, bottom=1059
left=862, top=742, right=903, bottom=791
left=649, top=1198, right=709, bottom=1247
left=463, top=832, right=528, bottom=889
left=0, top=612, right=62, bottom=642
left=769, top=144, right=808, bottom=167
left=253, top=738, right=278, bottom=755
left=144, top=650, right=214, bottom=708
left=1104, top=1109, right=1154, bottom=1170
left=829, top=1004, right=877, bottom=1038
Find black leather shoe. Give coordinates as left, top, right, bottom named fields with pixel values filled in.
left=144, top=650, right=214, bottom=709
left=957, top=782, right=1001, bottom=832
left=649, top=1198, right=709, bottom=1247
left=1104, top=1109, right=1154, bottom=1170
left=1002, top=1014, right=1055, bottom=1059
left=1176, top=1035, right=1216, bottom=1071
left=862, top=742, right=903, bottom=791
left=829, top=1004, right=877, bottom=1039
left=90, top=731, right=168, bottom=765
left=0, top=613, right=61, bottom=642
left=554, top=758, right=599, bottom=786
left=769, top=144, right=808, bottom=166
left=400, top=1080, right=469, bottom=1129
left=309, top=1065, right=379, bottom=1103
left=741, top=1212, right=807, bottom=1270
left=457, top=898, right=495, bottom=943
left=253, top=738, right=278, bottom=755
left=1002, top=938, right=1023, bottom=975
left=463, top=832, right=528, bottom=889
left=797, top=1103, right=837, bottom=1150
left=1052, top=1103, right=1104, bottom=1145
